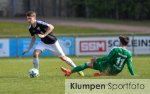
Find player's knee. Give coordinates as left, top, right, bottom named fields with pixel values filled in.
left=90, top=57, right=97, bottom=63
left=87, top=62, right=93, bottom=68
left=33, top=52, right=40, bottom=58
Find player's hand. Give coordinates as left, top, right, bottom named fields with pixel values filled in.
left=37, top=34, right=45, bottom=38
left=22, top=50, right=29, bottom=55
left=91, top=56, right=97, bottom=63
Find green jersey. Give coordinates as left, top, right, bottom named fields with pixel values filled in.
left=95, top=47, right=134, bottom=75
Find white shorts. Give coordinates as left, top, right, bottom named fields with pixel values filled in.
left=35, top=41, right=65, bottom=57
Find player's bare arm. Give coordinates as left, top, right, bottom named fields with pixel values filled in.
left=22, top=36, right=36, bottom=55
left=37, top=24, right=54, bottom=38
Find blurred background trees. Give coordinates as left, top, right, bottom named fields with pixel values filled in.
left=0, top=0, right=150, bottom=20
left=67, top=0, right=150, bottom=20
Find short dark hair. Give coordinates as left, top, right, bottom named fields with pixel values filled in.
left=119, top=35, right=129, bottom=46
left=26, top=11, right=36, bottom=17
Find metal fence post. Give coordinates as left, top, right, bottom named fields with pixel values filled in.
left=132, top=32, right=135, bottom=56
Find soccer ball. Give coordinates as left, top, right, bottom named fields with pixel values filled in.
left=29, top=68, right=39, bottom=78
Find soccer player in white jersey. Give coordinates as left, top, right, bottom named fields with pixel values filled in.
left=23, top=11, right=84, bottom=76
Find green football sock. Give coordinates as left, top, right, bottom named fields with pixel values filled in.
left=71, top=63, right=88, bottom=73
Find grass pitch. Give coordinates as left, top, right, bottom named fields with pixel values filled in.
left=0, top=20, right=150, bottom=94
left=0, top=56, right=150, bottom=94
left=0, top=22, right=126, bottom=36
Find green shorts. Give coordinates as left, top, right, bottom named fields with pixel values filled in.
left=93, top=58, right=119, bottom=75
left=93, top=57, right=105, bottom=72
left=93, top=61, right=106, bottom=72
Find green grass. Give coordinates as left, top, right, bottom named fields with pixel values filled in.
left=0, top=56, right=150, bottom=94
left=0, top=22, right=126, bottom=36
left=0, top=20, right=150, bottom=94
left=62, top=17, right=150, bottom=27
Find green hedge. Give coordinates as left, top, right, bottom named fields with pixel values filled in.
left=67, top=0, right=150, bottom=20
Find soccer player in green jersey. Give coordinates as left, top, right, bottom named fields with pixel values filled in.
left=61, top=35, right=134, bottom=76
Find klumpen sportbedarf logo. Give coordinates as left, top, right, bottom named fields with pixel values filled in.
left=79, top=40, right=106, bottom=52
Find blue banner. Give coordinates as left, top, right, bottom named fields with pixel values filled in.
left=58, top=37, right=75, bottom=56
left=9, top=38, right=17, bottom=57
left=9, top=37, right=75, bottom=57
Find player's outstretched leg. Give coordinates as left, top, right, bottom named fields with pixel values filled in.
left=53, top=41, right=84, bottom=76
left=60, top=56, right=84, bottom=76
left=61, top=63, right=88, bottom=76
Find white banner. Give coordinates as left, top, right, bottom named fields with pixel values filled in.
left=75, top=36, right=150, bottom=56
left=0, top=39, right=9, bottom=57
left=133, top=36, right=150, bottom=54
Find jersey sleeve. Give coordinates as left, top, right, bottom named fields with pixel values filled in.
left=97, top=48, right=116, bottom=62
left=37, top=21, right=49, bottom=30
left=126, top=55, right=135, bottom=76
